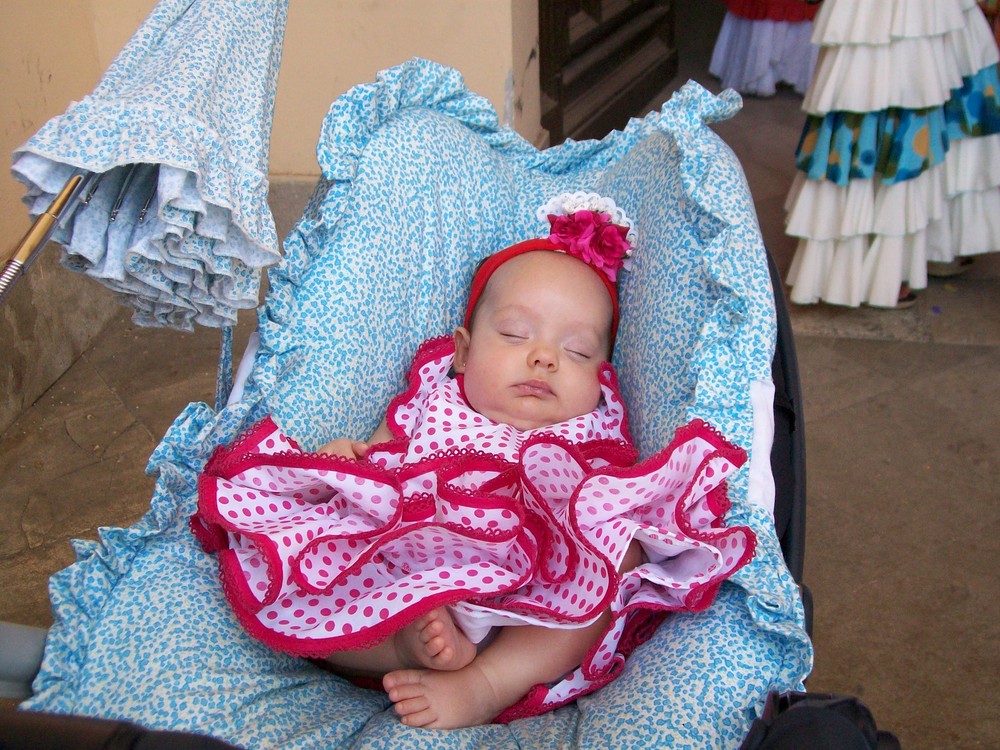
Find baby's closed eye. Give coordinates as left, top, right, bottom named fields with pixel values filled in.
left=500, top=331, right=528, bottom=343
left=564, top=342, right=596, bottom=361
left=496, top=319, right=531, bottom=341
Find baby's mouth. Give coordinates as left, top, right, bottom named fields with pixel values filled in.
left=514, top=380, right=554, bottom=397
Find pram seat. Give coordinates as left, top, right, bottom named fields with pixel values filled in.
left=11, top=59, right=811, bottom=748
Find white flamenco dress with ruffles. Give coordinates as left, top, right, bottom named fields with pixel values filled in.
left=709, top=0, right=821, bottom=97
left=785, top=0, right=1000, bottom=308
left=192, top=336, right=756, bottom=721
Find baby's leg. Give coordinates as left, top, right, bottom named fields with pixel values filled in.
left=383, top=541, right=645, bottom=728
left=384, top=613, right=609, bottom=729
left=321, top=607, right=475, bottom=677
left=394, top=607, right=477, bottom=671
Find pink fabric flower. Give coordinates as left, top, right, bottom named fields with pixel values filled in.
left=547, top=210, right=632, bottom=282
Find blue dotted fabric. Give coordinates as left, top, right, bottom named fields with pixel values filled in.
left=23, top=59, right=812, bottom=749
left=11, top=0, right=287, bottom=329
left=795, top=63, right=1000, bottom=186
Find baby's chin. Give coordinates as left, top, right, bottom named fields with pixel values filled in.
left=481, top=404, right=598, bottom=432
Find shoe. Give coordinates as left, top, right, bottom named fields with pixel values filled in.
left=894, top=290, right=918, bottom=309
left=927, top=257, right=973, bottom=278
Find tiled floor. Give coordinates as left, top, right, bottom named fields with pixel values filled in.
left=2, top=3, right=998, bottom=748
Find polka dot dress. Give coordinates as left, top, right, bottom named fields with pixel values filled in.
left=192, top=336, right=756, bottom=718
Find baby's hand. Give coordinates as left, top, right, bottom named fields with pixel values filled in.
left=318, top=438, right=371, bottom=460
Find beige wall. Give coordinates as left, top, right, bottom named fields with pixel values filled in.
left=1, top=0, right=123, bottom=434
left=0, top=0, right=541, bottom=432
left=273, top=0, right=542, bottom=174
left=511, top=0, right=543, bottom=147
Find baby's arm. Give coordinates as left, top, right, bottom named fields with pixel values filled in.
left=318, top=418, right=392, bottom=459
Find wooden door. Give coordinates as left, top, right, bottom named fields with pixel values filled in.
left=539, top=0, right=677, bottom=144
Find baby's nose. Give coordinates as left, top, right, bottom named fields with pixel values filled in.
left=529, top=344, right=558, bottom=370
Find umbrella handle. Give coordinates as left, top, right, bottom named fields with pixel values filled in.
left=0, top=174, right=84, bottom=305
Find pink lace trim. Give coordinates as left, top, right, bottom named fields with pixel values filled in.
left=383, top=335, right=454, bottom=440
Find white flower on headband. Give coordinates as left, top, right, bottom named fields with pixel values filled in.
left=536, top=192, right=638, bottom=248
left=536, top=192, right=636, bottom=282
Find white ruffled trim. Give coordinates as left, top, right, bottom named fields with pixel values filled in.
left=803, top=34, right=964, bottom=113
left=709, top=13, right=818, bottom=97
left=784, top=168, right=947, bottom=240
left=948, top=6, right=1000, bottom=77
left=786, top=232, right=929, bottom=308
left=943, top=134, right=1000, bottom=195
left=926, top=188, right=1000, bottom=260
left=812, top=0, right=967, bottom=46
left=785, top=172, right=1000, bottom=304
left=785, top=129, right=1000, bottom=303
left=787, top=235, right=866, bottom=306
left=861, top=233, right=929, bottom=306
left=804, top=3, right=997, bottom=114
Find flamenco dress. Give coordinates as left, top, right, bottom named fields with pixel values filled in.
left=785, top=0, right=1000, bottom=308
left=192, top=336, right=756, bottom=720
left=709, top=0, right=822, bottom=97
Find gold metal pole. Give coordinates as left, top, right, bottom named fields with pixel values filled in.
left=0, top=174, right=83, bottom=304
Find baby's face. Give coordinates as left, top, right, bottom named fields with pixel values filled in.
left=454, top=251, right=613, bottom=431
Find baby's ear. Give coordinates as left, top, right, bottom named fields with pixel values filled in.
left=453, top=327, right=471, bottom=372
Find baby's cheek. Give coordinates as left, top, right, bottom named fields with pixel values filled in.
left=591, top=385, right=603, bottom=410
left=582, top=372, right=604, bottom=411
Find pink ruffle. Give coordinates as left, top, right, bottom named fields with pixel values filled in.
left=192, top=338, right=756, bottom=720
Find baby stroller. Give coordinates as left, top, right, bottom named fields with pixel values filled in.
left=1, top=59, right=813, bottom=748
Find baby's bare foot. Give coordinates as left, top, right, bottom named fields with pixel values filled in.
left=393, top=608, right=476, bottom=671
left=383, top=665, right=504, bottom=729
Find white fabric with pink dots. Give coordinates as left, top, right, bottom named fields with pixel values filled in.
left=192, top=336, right=756, bottom=719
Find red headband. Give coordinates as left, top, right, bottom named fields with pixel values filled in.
left=463, top=238, right=620, bottom=345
